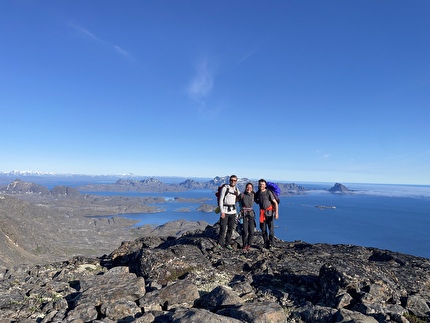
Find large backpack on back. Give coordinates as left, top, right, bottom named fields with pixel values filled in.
left=215, top=184, right=239, bottom=203
left=215, top=184, right=226, bottom=205
left=266, top=182, right=281, bottom=205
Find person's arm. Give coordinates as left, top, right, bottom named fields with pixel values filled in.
left=268, top=191, right=279, bottom=219
left=235, top=188, right=241, bottom=215
left=272, top=199, right=279, bottom=219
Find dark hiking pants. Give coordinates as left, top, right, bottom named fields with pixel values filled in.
left=218, top=213, right=236, bottom=247
left=260, top=210, right=275, bottom=247
left=242, top=210, right=255, bottom=247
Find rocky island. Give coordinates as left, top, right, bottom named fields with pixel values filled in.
left=315, top=205, right=337, bottom=209
left=328, top=183, right=352, bottom=193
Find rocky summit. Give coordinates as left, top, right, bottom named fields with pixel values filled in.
left=1, top=223, right=429, bottom=323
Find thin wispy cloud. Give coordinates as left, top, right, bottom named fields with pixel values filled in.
left=187, top=59, right=214, bottom=104
left=238, top=49, right=257, bottom=65
left=316, top=150, right=330, bottom=160
left=68, top=23, right=132, bottom=60
left=386, top=150, right=430, bottom=164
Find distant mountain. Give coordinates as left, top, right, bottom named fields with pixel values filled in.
left=0, top=171, right=211, bottom=186
left=0, top=179, right=82, bottom=197
left=277, top=182, right=308, bottom=195
left=0, top=172, right=310, bottom=196
left=77, top=175, right=308, bottom=196
left=76, top=176, right=240, bottom=192
left=1, top=179, right=51, bottom=196
left=179, top=176, right=308, bottom=195
left=0, top=170, right=59, bottom=176
left=78, top=177, right=189, bottom=192
left=0, top=170, right=137, bottom=179
left=328, top=183, right=351, bottom=193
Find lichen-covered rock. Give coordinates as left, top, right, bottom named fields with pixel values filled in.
left=139, top=280, right=200, bottom=311
left=334, top=308, right=379, bottom=322
left=406, top=294, right=430, bottom=318
left=0, top=223, right=429, bottom=322
left=172, top=308, right=242, bottom=322
left=217, top=301, right=288, bottom=322
left=196, top=285, right=242, bottom=309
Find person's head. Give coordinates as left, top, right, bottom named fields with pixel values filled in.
left=258, top=179, right=267, bottom=190
left=229, top=175, right=238, bottom=186
left=245, top=182, right=253, bottom=193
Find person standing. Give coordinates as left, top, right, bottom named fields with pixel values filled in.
left=255, top=178, right=279, bottom=249
left=240, top=182, right=256, bottom=251
left=218, top=175, right=240, bottom=250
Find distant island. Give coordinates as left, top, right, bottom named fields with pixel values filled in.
left=76, top=175, right=309, bottom=196
left=315, top=205, right=337, bottom=209
left=328, top=182, right=352, bottom=193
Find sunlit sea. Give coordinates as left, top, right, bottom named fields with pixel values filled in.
left=81, top=183, right=430, bottom=259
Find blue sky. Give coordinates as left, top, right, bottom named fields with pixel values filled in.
left=1, top=1, right=429, bottom=185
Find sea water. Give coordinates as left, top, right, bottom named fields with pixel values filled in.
left=84, top=183, right=430, bottom=259
left=280, top=191, right=430, bottom=259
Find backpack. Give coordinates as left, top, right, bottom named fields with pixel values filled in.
left=266, top=182, right=281, bottom=205
left=215, top=184, right=238, bottom=204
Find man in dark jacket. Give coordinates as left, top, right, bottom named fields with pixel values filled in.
left=254, top=178, right=279, bottom=249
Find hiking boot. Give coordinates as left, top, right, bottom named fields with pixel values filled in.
left=226, top=245, right=233, bottom=250
left=216, top=244, right=222, bottom=249
left=246, top=245, right=251, bottom=251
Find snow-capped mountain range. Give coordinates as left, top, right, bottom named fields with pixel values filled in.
left=0, top=170, right=136, bottom=178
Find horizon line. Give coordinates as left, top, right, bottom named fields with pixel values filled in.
left=0, top=170, right=429, bottom=187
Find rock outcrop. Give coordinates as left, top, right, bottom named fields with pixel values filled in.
left=1, top=223, right=429, bottom=322
left=2, top=179, right=51, bottom=196
left=328, top=183, right=351, bottom=193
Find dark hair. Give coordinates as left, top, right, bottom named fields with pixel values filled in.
left=230, top=175, right=238, bottom=181
left=245, top=182, right=254, bottom=190
left=258, top=179, right=266, bottom=184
